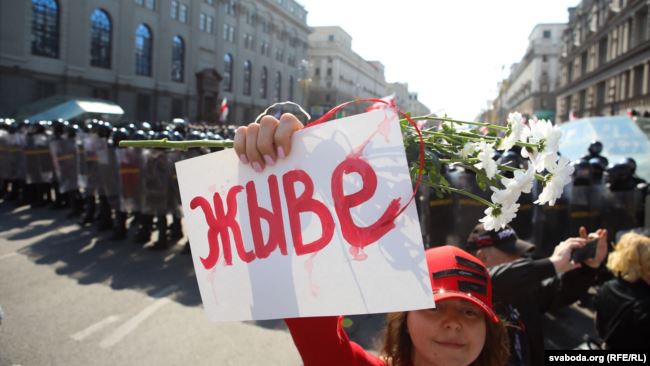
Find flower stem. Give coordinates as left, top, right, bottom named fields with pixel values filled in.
left=407, top=116, right=508, bottom=131
left=118, top=139, right=234, bottom=150
left=430, top=183, right=495, bottom=208
left=497, top=164, right=547, bottom=181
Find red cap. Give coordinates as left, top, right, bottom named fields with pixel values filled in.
left=426, top=245, right=499, bottom=323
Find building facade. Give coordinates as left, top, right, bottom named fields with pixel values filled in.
left=386, top=82, right=430, bottom=116
left=0, top=0, right=310, bottom=124
left=556, top=0, right=650, bottom=123
left=306, top=26, right=388, bottom=117
left=505, top=23, right=566, bottom=121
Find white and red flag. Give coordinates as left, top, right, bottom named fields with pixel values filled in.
left=219, top=98, right=229, bottom=123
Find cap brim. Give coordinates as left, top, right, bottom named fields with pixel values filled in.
left=515, top=239, right=536, bottom=255
left=433, top=292, right=499, bottom=323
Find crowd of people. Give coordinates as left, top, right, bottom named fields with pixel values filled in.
left=1, top=113, right=649, bottom=365
left=0, top=117, right=234, bottom=253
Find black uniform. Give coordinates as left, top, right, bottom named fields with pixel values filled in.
left=595, top=277, right=650, bottom=350
left=490, top=258, right=598, bottom=366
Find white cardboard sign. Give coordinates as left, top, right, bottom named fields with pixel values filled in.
left=176, top=109, right=434, bottom=321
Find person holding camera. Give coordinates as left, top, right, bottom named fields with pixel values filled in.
left=463, top=224, right=608, bottom=366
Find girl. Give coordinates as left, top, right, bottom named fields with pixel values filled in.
left=234, top=114, right=510, bottom=366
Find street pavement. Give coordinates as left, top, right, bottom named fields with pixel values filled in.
left=0, top=200, right=600, bottom=366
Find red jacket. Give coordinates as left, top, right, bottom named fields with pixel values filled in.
left=285, top=316, right=386, bottom=366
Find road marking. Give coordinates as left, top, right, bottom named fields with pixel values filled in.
left=71, top=315, right=120, bottom=341
left=99, top=285, right=178, bottom=349
left=0, top=252, right=18, bottom=261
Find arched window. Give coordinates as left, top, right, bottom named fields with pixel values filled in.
left=274, top=71, right=282, bottom=101
left=243, top=60, right=252, bottom=96
left=260, top=67, right=268, bottom=98
left=171, top=35, right=185, bottom=82
left=90, top=9, right=111, bottom=68
left=288, top=75, right=294, bottom=101
left=135, top=24, right=153, bottom=76
left=31, top=0, right=60, bottom=58
left=223, top=53, right=233, bottom=91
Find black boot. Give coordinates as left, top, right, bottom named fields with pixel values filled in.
left=169, top=215, right=183, bottom=242
left=149, top=214, right=169, bottom=250
left=67, top=190, right=84, bottom=218
left=134, top=214, right=153, bottom=244
left=96, top=195, right=113, bottom=232
left=79, top=195, right=96, bottom=226
left=111, top=210, right=127, bottom=240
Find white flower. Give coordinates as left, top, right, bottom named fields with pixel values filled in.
left=473, top=141, right=497, bottom=179
left=498, top=112, right=530, bottom=151
left=459, top=142, right=476, bottom=159
left=524, top=119, right=562, bottom=173
left=480, top=202, right=520, bottom=231
left=490, top=186, right=520, bottom=206
left=502, top=165, right=535, bottom=194
left=535, top=156, right=574, bottom=206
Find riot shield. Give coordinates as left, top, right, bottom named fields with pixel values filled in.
left=49, top=139, right=79, bottom=193
left=568, top=184, right=604, bottom=235
left=602, top=188, right=641, bottom=237
left=0, top=131, right=9, bottom=180
left=531, top=181, right=570, bottom=258
left=141, top=149, right=170, bottom=215
left=24, top=134, right=53, bottom=184
left=8, top=133, right=26, bottom=181
left=166, top=150, right=184, bottom=216
left=448, top=169, right=489, bottom=245
left=98, top=147, right=121, bottom=209
left=510, top=192, right=533, bottom=240
left=81, top=135, right=103, bottom=196
left=117, top=148, right=143, bottom=213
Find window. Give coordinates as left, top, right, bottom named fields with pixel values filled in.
left=328, top=34, right=335, bottom=41
left=92, top=87, right=110, bottom=100
left=171, top=35, right=184, bottom=82
left=598, top=36, right=608, bottom=66
left=171, top=0, right=178, bottom=19
left=179, top=4, right=188, bottom=23
left=634, top=64, right=644, bottom=97
left=145, top=0, right=155, bottom=10
left=260, top=67, right=268, bottom=98
left=260, top=41, right=269, bottom=56
left=207, top=16, right=213, bottom=33
left=275, top=49, right=284, bottom=62
left=275, top=71, right=282, bottom=101
left=314, top=67, right=320, bottom=76
left=135, top=24, right=153, bottom=76
left=223, top=24, right=235, bottom=42
left=542, top=55, right=547, bottom=62
left=246, top=11, right=255, bottom=25
left=596, top=81, right=606, bottom=106
left=135, top=0, right=144, bottom=5
left=581, top=51, right=588, bottom=76
left=225, top=0, right=235, bottom=15
left=90, top=9, right=111, bottom=68
left=205, top=0, right=214, bottom=4
left=326, top=67, right=332, bottom=77
left=288, top=75, right=294, bottom=101
left=31, top=0, right=60, bottom=58
left=243, top=60, right=252, bottom=95
left=200, top=13, right=206, bottom=31
left=543, top=30, right=551, bottom=38
left=244, top=33, right=253, bottom=49
left=223, top=53, right=233, bottom=91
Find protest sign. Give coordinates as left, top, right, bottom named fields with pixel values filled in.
left=176, top=109, right=434, bottom=321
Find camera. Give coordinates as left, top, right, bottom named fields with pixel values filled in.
left=571, top=238, right=598, bottom=263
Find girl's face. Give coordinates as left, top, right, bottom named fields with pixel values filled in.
left=407, top=298, right=487, bottom=366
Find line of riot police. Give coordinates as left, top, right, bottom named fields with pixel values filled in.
left=0, top=117, right=236, bottom=253
left=419, top=141, right=648, bottom=257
